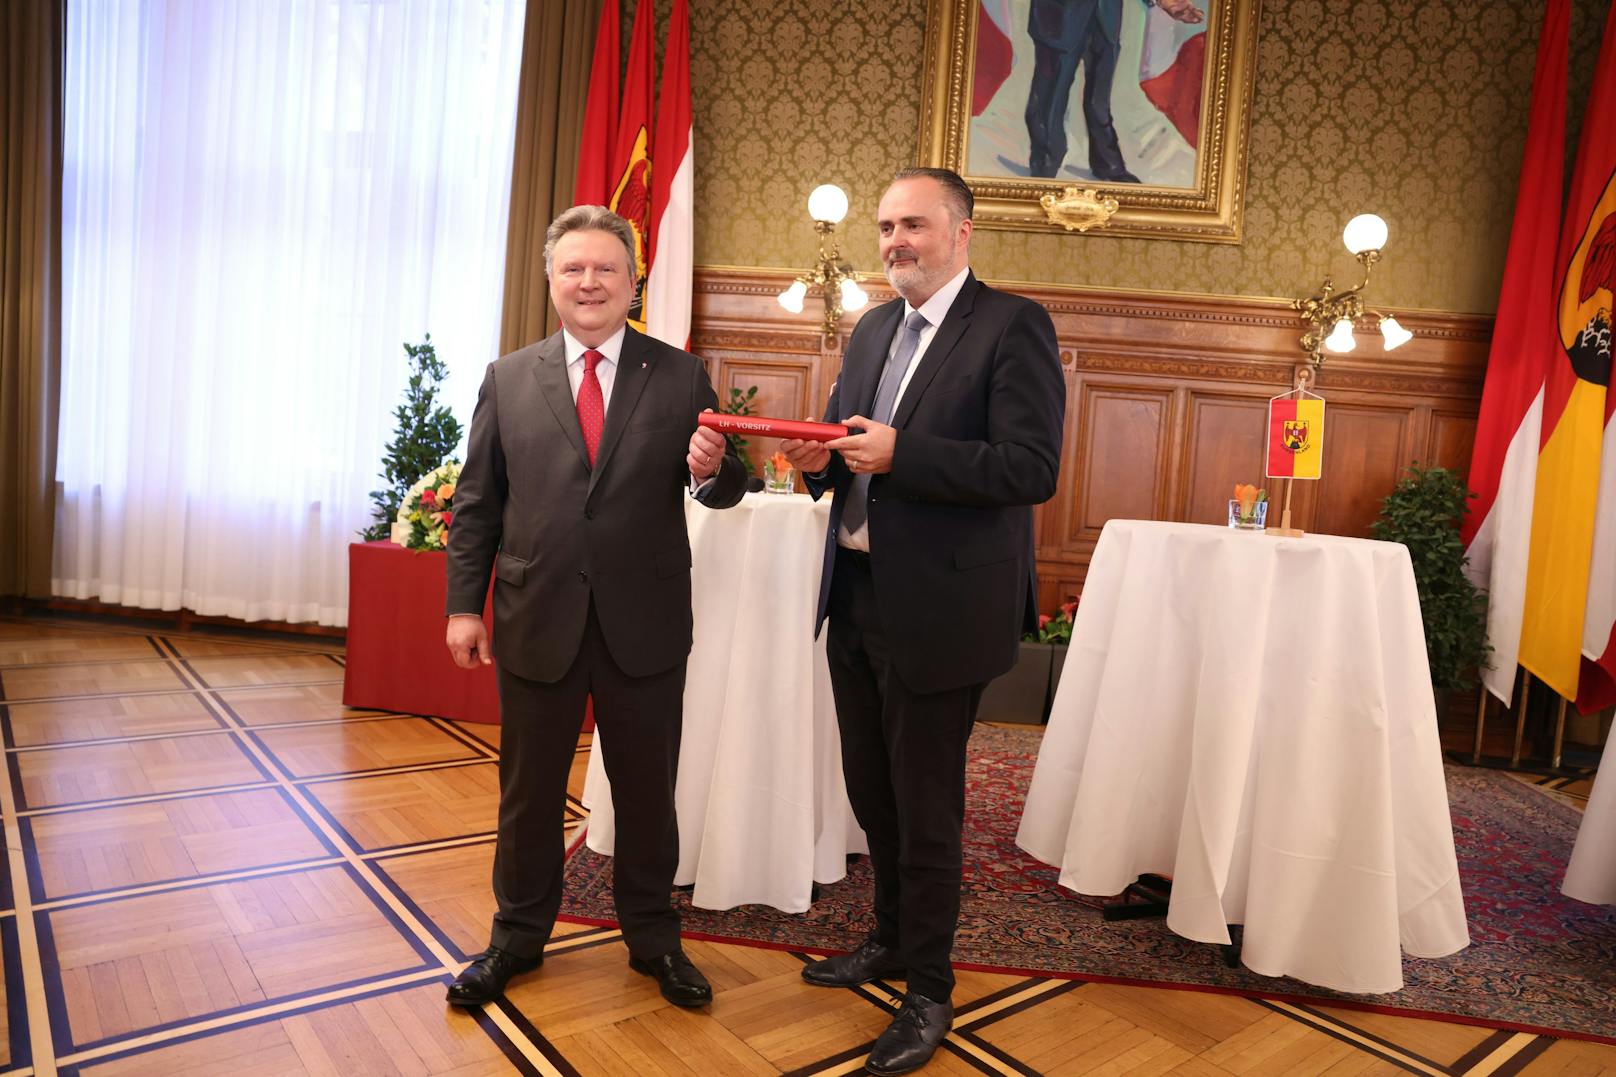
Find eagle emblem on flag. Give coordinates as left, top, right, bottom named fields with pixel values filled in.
left=1282, top=420, right=1310, bottom=452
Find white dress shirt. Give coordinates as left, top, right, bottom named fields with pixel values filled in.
left=838, top=265, right=972, bottom=551
left=562, top=325, right=626, bottom=407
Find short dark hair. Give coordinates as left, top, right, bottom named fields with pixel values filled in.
left=891, top=166, right=973, bottom=223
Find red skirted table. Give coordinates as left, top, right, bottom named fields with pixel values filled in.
left=343, top=541, right=502, bottom=723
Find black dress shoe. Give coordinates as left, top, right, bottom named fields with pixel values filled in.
left=865, top=992, right=953, bottom=1076
left=801, top=936, right=906, bottom=987
left=446, top=946, right=541, bottom=1007
left=1093, top=167, right=1141, bottom=183
left=629, top=949, right=713, bottom=1007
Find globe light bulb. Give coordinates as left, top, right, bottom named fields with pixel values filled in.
left=840, top=278, right=868, bottom=312
left=777, top=279, right=807, bottom=313
left=1379, top=315, right=1412, bottom=350
left=1324, top=317, right=1358, bottom=352
left=1342, top=213, right=1388, bottom=255
left=807, top=184, right=849, bottom=225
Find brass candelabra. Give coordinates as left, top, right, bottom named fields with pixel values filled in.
left=1293, top=214, right=1412, bottom=369
left=778, top=184, right=869, bottom=345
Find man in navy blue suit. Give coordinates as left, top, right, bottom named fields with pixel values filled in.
left=780, top=168, right=1064, bottom=1075
left=1025, top=0, right=1204, bottom=181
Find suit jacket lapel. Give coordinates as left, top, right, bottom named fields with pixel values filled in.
left=892, top=274, right=979, bottom=430
left=533, top=333, right=590, bottom=469
left=588, top=326, right=654, bottom=493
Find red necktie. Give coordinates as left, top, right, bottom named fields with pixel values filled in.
left=577, top=349, right=605, bottom=465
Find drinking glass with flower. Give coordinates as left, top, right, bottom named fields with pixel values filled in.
left=763, top=450, right=795, bottom=494
left=1228, top=483, right=1268, bottom=530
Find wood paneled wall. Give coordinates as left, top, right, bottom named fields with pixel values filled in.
left=692, top=268, right=1490, bottom=614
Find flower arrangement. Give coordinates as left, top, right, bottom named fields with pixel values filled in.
left=390, top=460, right=461, bottom=550
left=1025, top=597, right=1078, bottom=644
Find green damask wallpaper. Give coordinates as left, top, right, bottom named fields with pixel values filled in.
left=666, top=0, right=1607, bottom=314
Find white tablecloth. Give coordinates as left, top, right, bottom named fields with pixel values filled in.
left=583, top=492, right=866, bottom=912
left=1563, top=730, right=1616, bottom=905
left=1016, top=520, right=1470, bottom=994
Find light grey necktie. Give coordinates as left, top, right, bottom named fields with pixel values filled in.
left=842, top=309, right=929, bottom=534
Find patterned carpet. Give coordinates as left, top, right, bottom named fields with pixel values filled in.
left=561, top=725, right=1616, bottom=1045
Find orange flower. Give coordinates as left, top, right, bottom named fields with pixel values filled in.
left=437, top=483, right=455, bottom=502
left=770, top=450, right=790, bottom=473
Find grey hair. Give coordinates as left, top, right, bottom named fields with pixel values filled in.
left=891, top=166, right=974, bottom=224
left=543, top=205, right=639, bottom=284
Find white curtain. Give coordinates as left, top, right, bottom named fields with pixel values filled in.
left=55, top=0, right=526, bottom=626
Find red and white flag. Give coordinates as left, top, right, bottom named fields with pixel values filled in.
left=610, top=0, right=655, bottom=330
left=646, top=0, right=693, bottom=348
left=1138, top=4, right=1206, bottom=147
left=573, top=0, right=619, bottom=207
left=1460, top=0, right=1569, bottom=706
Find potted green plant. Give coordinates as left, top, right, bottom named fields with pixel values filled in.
left=1370, top=464, right=1491, bottom=701
left=721, top=385, right=760, bottom=474
left=977, top=598, right=1077, bottom=724
left=360, top=335, right=464, bottom=541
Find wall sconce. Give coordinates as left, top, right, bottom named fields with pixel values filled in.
left=778, top=184, right=869, bottom=345
left=1293, top=213, right=1413, bottom=367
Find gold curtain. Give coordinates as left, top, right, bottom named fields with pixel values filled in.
left=0, top=0, right=64, bottom=600
left=499, top=0, right=603, bottom=354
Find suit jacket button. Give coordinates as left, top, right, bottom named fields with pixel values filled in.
left=578, top=571, right=588, bottom=582
left=584, top=510, right=594, bottom=520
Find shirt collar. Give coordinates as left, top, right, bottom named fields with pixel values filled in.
left=905, top=265, right=971, bottom=329
left=563, top=325, right=627, bottom=367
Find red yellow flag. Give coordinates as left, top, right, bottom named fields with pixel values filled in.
left=1565, top=1, right=1616, bottom=711
left=1266, top=397, right=1324, bottom=480
left=610, top=0, right=655, bottom=331
left=1519, top=0, right=1616, bottom=702
left=573, top=0, right=620, bottom=208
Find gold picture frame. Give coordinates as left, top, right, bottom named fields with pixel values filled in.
left=918, top=0, right=1261, bottom=242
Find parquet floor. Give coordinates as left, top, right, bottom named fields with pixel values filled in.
left=0, top=614, right=1610, bottom=1075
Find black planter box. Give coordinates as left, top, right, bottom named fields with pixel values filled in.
left=978, top=641, right=1056, bottom=725
left=1047, top=643, right=1068, bottom=720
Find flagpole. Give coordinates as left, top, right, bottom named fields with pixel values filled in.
left=1511, top=672, right=1533, bottom=768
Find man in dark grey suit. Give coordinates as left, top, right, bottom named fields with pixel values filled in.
left=781, top=168, right=1065, bottom=1075
left=442, top=205, right=747, bottom=1009
left=1025, top=0, right=1203, bottom=181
